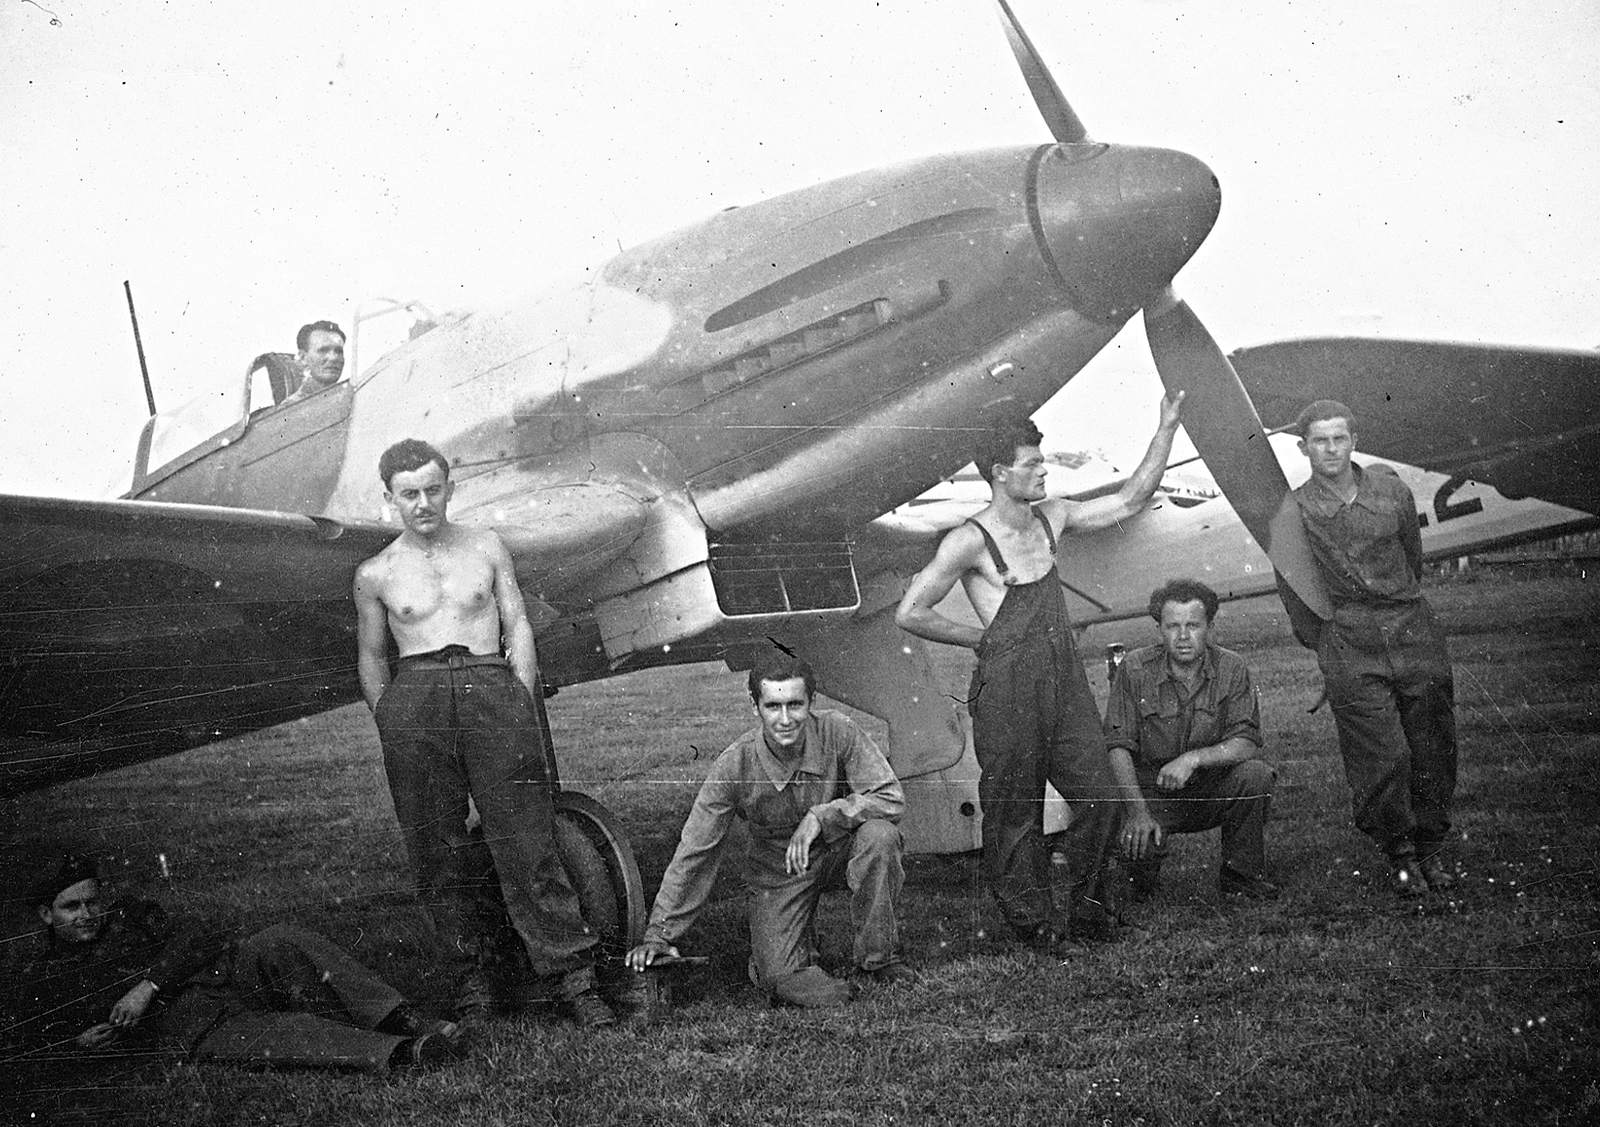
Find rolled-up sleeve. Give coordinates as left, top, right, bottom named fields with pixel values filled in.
left=1216, top=658, right=1263, bottom=747
left=1103, top=663, right=1142, bottom=755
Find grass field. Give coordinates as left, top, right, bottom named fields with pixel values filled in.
left=3, top=573, right=1597, bottom=1126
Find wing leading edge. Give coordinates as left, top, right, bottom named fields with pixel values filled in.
left=0, top=486, right=652, bottom=793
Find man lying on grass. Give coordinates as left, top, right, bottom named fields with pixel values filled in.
left=625, top=652, right=918, bottom=1007
left=10, top=853, right=466, bottom=1073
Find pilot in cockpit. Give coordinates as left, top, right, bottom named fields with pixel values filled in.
left=281, top=320, right=347, bottom=404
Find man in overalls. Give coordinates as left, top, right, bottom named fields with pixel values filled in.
left=896, top=393, right=1184, bottom=951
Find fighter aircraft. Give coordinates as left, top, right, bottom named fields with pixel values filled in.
left=3, top=3, right=1597, bottom=939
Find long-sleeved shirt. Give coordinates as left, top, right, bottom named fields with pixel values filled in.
left=1283, top=463, right=1443, bottom=654
left=11, top=899, right=232, bottom=1052
left=1103, top=644, right=1262, bottom=779
left=641, top=709, right=904, bottom=946
left=1295, top=463, right=1424, bottom=608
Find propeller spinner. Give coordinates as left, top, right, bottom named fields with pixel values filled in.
left=992, top=1, right=1333, bottom=619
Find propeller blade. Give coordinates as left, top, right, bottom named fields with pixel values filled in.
left=992, top=0, right=1089, bottom=143
left=1144, top=289, right=1333, bottom=620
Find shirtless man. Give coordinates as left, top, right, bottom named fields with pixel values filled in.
left=354, top=438, right=612, bottom=1029
left=895, top=393, right=1183, bottom=952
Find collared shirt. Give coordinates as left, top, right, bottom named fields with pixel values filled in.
left=1103, top=644, right=1262, bottom=776
left=1294, top=463, right=1424, bottom=608
left=641, top=709, right=904, bottom=946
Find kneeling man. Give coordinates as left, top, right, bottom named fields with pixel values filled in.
left=1104, top=580, right=1279, bottom=902
left=625, top=653, right=915, bottom=1006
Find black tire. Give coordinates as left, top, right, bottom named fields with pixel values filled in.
left=553, top=816, right=620, bottom=943
left=553, top=791, right=648, bottom=950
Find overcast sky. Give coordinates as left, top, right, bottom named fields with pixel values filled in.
left=2, top=0, right=1595, bottom=497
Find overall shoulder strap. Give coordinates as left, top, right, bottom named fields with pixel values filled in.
left=1032, top=507, right=1058, bottom=555
left=963, top=518, right=1009, bottom=576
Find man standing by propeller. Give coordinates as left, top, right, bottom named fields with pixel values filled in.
left=1278, top=402, right=1458, bottom=898
left=895, top=392, right=1183, bottom=952
left=354, top=438, right=613, bottom=1029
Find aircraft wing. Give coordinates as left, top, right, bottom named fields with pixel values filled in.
left=0, top=493, right=397, bottom=600
left=862, top=425, right=1599, bottom=635
left=0, top=494, right=397, bottom=791
left=0, top=487, right=650, bottom=792
left=1230, top=339, right=1600, bottom=514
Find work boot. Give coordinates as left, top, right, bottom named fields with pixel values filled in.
left=1391, top=859, right=1429, bottom=899
left=1070, top=910, right=1142, bottom=944
left=454, top=972, right=495, bottom=1026
left=390, top=1031, right=467, bottom=1071
left=377, top=1003, right=458, bottom=1040
left=852, top=960, right=920, bottom=987
left=1128, top=859, right=1162, bottom=904
left=1219, top=866, right=1281, bottom=901
left=770, top=966, right=854, bottom=1008
left=1016, top=917, right=1074, bottom=958
left=567, top=988, right=616, bottom=1029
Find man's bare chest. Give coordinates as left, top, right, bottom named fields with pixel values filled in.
left=382, top=551, right=494, bottom=623
left=980, top=523, right=1058, bottom=585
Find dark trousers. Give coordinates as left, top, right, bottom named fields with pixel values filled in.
left=1134, top=759, right=1276, bottom=878
left=374, top=663, right=596, bottom=990
left=1318, top=601, right=1457, bottom=860
left=164, top=925, right=408, bottom=1073
left=744, top=818, right=904, bottom=991
left=971, top=628, right=1119, bottom=935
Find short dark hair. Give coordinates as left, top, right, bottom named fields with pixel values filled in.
left=972, top=417, right=1045, bottom=485
left=32, top=852, right=100, bottom=909
left=1292, top=399, right=1356, bottom=438
left=296, top=320, right=346, bottom=353
left=1148, top=578, right=1220, bottom=624
left=378, top=438, right=449, bottom=488
left=747, top=652, right=817, bottom=703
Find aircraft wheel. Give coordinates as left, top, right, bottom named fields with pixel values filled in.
left=553, top=817, right=620, bottom=943
left=553, top=790, right=647, bottom=952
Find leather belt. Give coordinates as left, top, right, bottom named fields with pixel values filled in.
left=397, top=650, right=508, bottom=672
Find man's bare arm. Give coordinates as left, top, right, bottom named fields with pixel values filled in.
left=1056, top=390, right=1185, bottom=533
left=353, top=561, right=391, bottom=711
left=895, top=527, right=987, bottom=649
left=488, top=532, right=540, bottom=696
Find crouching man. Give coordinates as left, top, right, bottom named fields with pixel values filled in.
left=14, top=854, right=464, bottom=1072
left=1104, top=580, right=1279, bottom=903
left=625, top=653, right=916, bottom=1006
